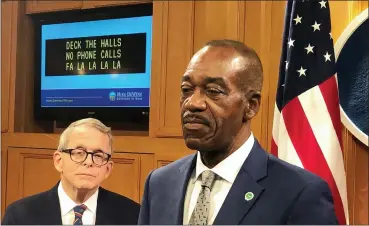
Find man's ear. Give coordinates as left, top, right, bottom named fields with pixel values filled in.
left=243, top=90, right=261, bottom=122
left=53, top=151, right=63, bottom=173
left=104, top=160, right=114, bottom=180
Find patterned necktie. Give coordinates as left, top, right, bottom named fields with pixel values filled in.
left=73, top=204, right=87, bottom=225
left=189, top=170, right=216, bottom=225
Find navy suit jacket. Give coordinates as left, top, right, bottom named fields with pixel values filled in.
left=2, top=182, right=140, bottom=225
left=138, top=140, right=338, bottom=225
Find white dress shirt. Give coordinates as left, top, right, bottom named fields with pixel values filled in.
left=183, top=133, right=255, bottom=225
left=57, top=182, right=99, bottom=225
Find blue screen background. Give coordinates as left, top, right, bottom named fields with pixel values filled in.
left=40, top=16, right=152, bottom=107
left=41, top=16, right=152, bottom=90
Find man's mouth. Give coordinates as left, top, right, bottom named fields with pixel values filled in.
left=76, top=173, right=95, bottom=177
left=183, top=114, right=210, bottom=126
left=184, top=122, right=206, bottom=130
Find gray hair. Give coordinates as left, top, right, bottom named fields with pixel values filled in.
left=57, top=118, right=113, bottom=153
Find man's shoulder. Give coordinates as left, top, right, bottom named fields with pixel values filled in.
left=151, top=153, right=195, bottom=178
left=6, top=189, right=51, bottom=212
left=99, top=187, right=140, bottom=207
left=2, top=190, right=53, bottom=225
left=267, top=153, right=325, bottom=186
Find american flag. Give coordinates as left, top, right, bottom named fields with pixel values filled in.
left=271, top=0, right=349, bottom=224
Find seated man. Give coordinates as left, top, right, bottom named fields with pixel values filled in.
left=2, top=118, right=140, bottom=225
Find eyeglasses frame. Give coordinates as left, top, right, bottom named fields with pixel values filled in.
left=60, top=148, right=112, bottom=166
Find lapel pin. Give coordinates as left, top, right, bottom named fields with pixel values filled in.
left=245, top=192, right=254, bottom=201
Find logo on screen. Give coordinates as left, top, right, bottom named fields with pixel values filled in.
left=109, top=91, right=116, bottom=101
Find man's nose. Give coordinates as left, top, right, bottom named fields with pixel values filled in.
left=83, top=154, right=94, bottom=167
left=184, top=90, right=207, bottom=112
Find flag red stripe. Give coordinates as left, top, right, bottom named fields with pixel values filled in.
left=319, top=76, right=343, bottom=150
left=282, top=97, right=346, bottom=225
left=271, top=137, right=278, bottom=156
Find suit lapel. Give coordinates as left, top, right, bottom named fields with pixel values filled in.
left=213, top=141, right=268, bottom=225
left=44, top=182, right=63, bottom=225
left=95, top=187, right=108, bottom=225
left=167, top=154, right=196, bottom=225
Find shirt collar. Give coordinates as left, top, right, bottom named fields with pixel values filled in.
left=58, top=181, right=99, bottom=216
left=194, top=133, right=254, bottom=184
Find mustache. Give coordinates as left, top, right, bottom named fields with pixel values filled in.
left=182, top=112, right=210, bottom=126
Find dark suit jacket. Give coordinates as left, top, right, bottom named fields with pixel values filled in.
left=138, top=140, right=338, bottom=225
left=2, top=183, right=140, bottom=225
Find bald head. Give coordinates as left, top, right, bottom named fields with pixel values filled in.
left=201, top=39, right=264, bottom=94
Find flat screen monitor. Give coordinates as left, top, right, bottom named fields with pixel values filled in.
left=33, top=4, right=152, bottom=123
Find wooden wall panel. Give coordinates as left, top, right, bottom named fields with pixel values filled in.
left=352, top=140, right=368, bottom=224
left=100, top=153, right=141, bottom=202
left=244, top=1, right=286, bottom=149
left=150, top=1, right=195, bottom=138
left=265, top=1, right=287, bottom=151
left=193, top=1, right=244, bottom=51
left=1, top=1, right=19, bottom=133
left=81, top=0, right=151, bottom=9
left=1, top=133, right=191, bottom=155
left=21, top=153, right=61, bottom=197
left=25, top=0, right=152, bottom=13
left=14, top=2, right=55, bottom=133
left=154, top=151, right=191, bottom=168
left=1, top=144, right=8, bottom=219
left=1, top=1, right=11, bottom=133
left=6, top=148, right=59, bottom=207
left=139, top=154, right=155, bottom=200
left=25, top=1, right=82, bottom=14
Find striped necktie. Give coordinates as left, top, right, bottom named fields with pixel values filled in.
left=73, top=204, right=87, bottom=225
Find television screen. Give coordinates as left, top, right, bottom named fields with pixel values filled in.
left=40, top=16, right=152, bottom=108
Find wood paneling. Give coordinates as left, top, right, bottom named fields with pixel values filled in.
left=14, top=2, right=37, bottom=133
left=193, top=1, right=244, bottom=51
left=150, top=1, right=195, bottom=138
left=25, top=0, right=152, bottom=13
left=155, top=151, right=191, bottom=168
left=1, top=143, right=8, bottom=219
left=6, top=148, right=58, bottom=207
left=352, top=140, right=368, bottom=224
left=81, top=0, right=151, bottom=9
left=25, top=1, right=82, bottom=14
left=1, top=1, right=11, bottom=133
left=100, top=153, right=141, bottom=202
left=1, top=133, right=192, bottom=155
left=139, top=154, right=155, bottom=200
left=1, top=1, right=18, bottom=133
left=343, top=130, right=369, bottom=225
left=244, top=1, right=286, bottom=149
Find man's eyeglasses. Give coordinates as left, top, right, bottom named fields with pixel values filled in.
left=61, top=148, right=111, bottom=166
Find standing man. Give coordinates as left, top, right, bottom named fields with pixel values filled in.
left=138, top=40, right=338, bottom=225
left=2, top=118, right=140, bottom=225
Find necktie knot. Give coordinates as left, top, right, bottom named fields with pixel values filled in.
left=201, top=170, right=215, bottom=189
left=74, top=204, right=87, bottom=214
left=73, top=204, right=87, bottom=225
